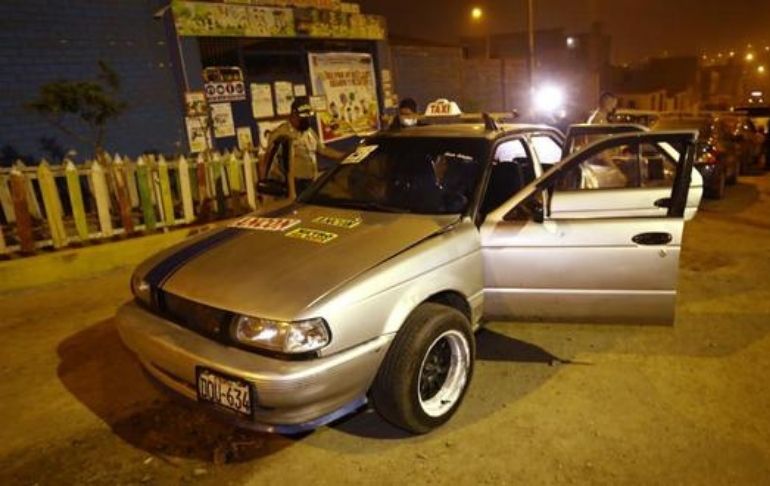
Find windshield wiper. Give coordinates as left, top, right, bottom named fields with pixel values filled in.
left=311, top=198, right=409, bottom=213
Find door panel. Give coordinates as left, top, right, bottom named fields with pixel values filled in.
left=480, top=131, right=697, bottom=325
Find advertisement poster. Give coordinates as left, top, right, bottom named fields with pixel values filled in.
left=257, top=120, right=285, bottom=153
left=184, top=91, right=208, bottom=116
left=237, top=127, right=254, bottom=150
left=250, top=83, right=274, bottom=119
left=185, top=116, right=212, bottom=153
left=293, top=84, right=307, bottom=97
left=211, top=103, right=236, bottom=138
left=308, top=52, right=380, bottom=143
left=172, top=1, right=295, bottom=37
left=274, top=81, right=295, bottom=115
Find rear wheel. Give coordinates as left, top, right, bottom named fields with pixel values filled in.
left=726, top=163, right=738, bottom=185
left=372, top=303, right=474, bottom=434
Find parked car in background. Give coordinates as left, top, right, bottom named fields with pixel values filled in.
left=653, top=113, right=741, bottom=199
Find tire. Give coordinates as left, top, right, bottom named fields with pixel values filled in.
left=371, top=303, right=474, bottom=434
left=726, top=163, right=738, bottom=185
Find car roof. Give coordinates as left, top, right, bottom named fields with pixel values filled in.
left=372, top=123, right=560, bottom=141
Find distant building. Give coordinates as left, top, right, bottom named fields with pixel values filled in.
left=609, top=56, right=701, bottom=112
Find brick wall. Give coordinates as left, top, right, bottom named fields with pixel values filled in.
left=0, top=0, right=185, bottom=163
left=390, top=45, right=463, bottom=112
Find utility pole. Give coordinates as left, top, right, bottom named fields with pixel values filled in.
left=527, top=0, right=536, bottom=93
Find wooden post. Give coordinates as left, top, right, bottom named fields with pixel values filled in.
left=227, top=152, right=242, bottom=193
left=196, top=153, right=211, bottom=220
left=64, top=160, right=89, bottom=242
left=126, top=159, right=139, bottom=208
left=177, top=156, right=195, bottom=223
left=37, top=161, right=67, bottom=248
left=0, top=174, right=15, bottom=224
left=90, top=159, right=113, bottom=238
left=157, top=155, right=175, bottom=227
left=0, top=222, right=6, bottom=254
left=17, top=161, right=42, bottom=220
left=9, top=165, right=35, bottom=253
left=112, top=155, right=135, bottom=235
left=243, top=151, right=257, bottom=210
left=135, top=156, right=157, bottom=231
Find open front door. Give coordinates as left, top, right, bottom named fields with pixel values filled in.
left=480, top=131, right=698, bottom=325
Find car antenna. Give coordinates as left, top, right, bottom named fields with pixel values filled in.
left=482, top=113, right=499, bottom=131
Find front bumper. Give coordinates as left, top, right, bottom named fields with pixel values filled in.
left=116, top=301, right=393, bottom=433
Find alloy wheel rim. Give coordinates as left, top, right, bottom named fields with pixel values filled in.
left=417, top=330, right=470, bottom=418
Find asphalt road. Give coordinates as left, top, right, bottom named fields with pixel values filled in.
left=1, top=174, right=769, bottom=485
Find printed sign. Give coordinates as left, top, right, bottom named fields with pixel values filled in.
left=341, top=144, right=378, bottom=164
left=286, top=227, right=338, bottom=244
left=211, top=103, right=236, bottom=138
left=237, top=127, right=254, bottom=150
left=172, top=2, right=296, bottom=38
left=309, top=52, right=380, bottom=143
left=309, top=95, right=328, bottom=112
left=313, top=216, right=361, bottom=229
left=230, top=216, right=301, bottom=232
left=185, top=116, right=212, bottom=153
left=184, top=91, right=208, bottom=116
left=425, top=99, right=462, bottom=117
left=205, top=81, right=246, bottom=103
left=250, top=83, right=274, bottom=119
left=274, top=81, right=294, bottom=115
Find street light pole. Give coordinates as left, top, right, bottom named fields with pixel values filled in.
left=527, top=0, right=536, bottom=93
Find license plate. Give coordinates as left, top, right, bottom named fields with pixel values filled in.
left=196, top=368, right=254, bottom=417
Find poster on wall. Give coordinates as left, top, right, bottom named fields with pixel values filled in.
left=256, top=120, right=286, bottom=154
left=237, top=127, right=254, bottom=150
left=185, top=116, right=212, bottom=153
left=274, top=81, right=295, bottom=115
left=308, top=52, right=380, bottom=143
left=184, top=91, right=208, bottom=116
left=172, top=1, right=295, bottom=37
left=250, top=83, right=274, bottom=119
left=211, top=103, right=236, bottom=138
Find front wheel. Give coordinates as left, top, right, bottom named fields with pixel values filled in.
left=371, top=303, right=474, bottom=434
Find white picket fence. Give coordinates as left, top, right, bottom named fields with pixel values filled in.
left=0, top=150, right=261, bottom=256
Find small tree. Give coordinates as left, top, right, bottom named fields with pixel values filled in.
left=27, top=61, right=127, bottom=160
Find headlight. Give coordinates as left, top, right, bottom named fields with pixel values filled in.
left=131, top=273, right=151, bottom=305
left=232, top=316, right=330, bottom=354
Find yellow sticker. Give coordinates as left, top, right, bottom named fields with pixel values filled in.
left=313, top=216, right=362, bottom=229
left=230, top=216, right=300, bottom=232
left=285, top=228, right=338, bottom=244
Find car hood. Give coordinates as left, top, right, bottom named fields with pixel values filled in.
left=139, top=204, right=457, bottom=320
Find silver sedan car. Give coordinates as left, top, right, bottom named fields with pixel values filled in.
left=117, top=122, right=702, bottom=435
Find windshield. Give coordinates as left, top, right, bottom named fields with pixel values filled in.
left=303, top=137, right=487, bottom=215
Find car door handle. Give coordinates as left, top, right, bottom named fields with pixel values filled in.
left=654, top=198, right=671, bottom=208
left=632, top=232, right=673, bottom=246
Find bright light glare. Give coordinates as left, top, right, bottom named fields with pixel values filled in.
left=533, top=85, right=565, bottom=113
left=471, top=7, right=483, bottom=20
left=566, top=36, right=576, bottom=48
left=759, top=65, right=766, bottom=74
left=745, top=52, right=755, bottom=62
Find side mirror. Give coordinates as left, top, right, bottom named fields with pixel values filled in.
left=257, top=180, right=288, bottom=197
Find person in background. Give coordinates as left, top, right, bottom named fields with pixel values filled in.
left=261, top=97, right=346, bottom=197
left=587, top=92, right=618, bottom=125
left=762, top=125, right=770, bottom=171
left=389, top=97, right=421, bottom=129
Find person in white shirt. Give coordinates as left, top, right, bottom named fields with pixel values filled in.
left=261, top=97, right=346, bottom=197
left=587, top=92, right=618, bottom=125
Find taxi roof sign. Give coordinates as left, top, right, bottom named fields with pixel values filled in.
left=425, top=99, right=463, bottom=117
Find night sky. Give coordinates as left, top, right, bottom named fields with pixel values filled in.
left=358, top=0, right=770, bottom=63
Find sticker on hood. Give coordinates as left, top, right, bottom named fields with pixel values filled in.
left=313, top=216, right=362, bottom=229
left=230, top=216, right=300, bottom=232
left=285, top=227, right=338, bottom=244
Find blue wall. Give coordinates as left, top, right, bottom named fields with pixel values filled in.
left=0, top=0, right=186, bottom=164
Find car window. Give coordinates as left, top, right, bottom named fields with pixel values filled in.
left=555, top=142, right=677, bottom=191
left=481, top=139, right=533, bottom=216
left=530, top=135, right=562, bottom=165
left=305, top=137, right=486, bottom=215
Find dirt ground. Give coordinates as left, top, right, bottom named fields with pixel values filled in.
left=1, top=174, right=769, bottom=486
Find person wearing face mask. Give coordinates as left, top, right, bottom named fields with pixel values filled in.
left=261, top=97, right=346, bottom=197
left=389, top=97, right=422, bottom=129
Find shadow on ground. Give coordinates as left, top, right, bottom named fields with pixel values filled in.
left=56, top=319, right=294, bottom=465
left=329, top=329, right=566, bottom=443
